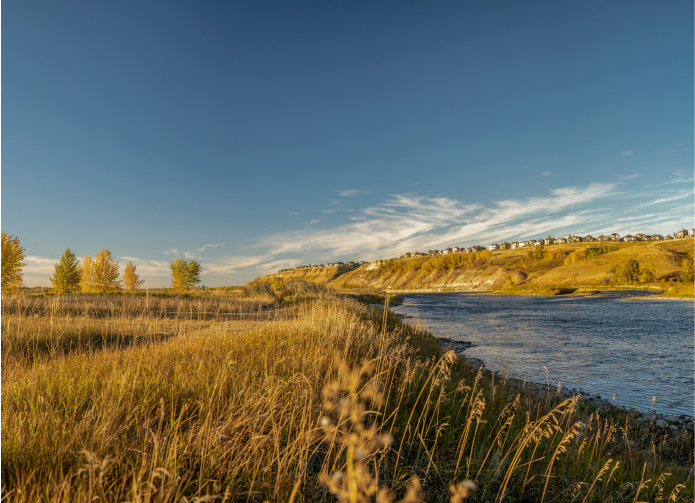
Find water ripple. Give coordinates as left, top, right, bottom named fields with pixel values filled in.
left=394, top=293, right=694, bottom=415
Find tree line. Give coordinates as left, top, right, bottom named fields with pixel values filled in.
left=1, top=232, right=202, bottom=293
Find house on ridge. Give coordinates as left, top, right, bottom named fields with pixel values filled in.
left=584, top=235, right=596, bottom=242
left=488, top=243, right=499, bottom=251
left=609, top=233, right=620, bottom=242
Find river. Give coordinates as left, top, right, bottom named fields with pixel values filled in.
left=392, top=292, right=694, bottom=416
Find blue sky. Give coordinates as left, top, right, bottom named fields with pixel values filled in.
left=3, top=1, right=693, bottom=287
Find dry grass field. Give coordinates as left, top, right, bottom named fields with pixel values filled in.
left=2, top=285, right=693, bottom=502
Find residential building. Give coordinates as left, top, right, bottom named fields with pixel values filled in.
left=488, top=243, right=499, bottom=251
left=634, top=233, right=648, bottom=241
left=650, top=234, right=663, bottom=241
left=584, top=235, right=596, bottom=242
left=622, top=235, right=636, bottom=242
left=511, top=241, right=519, bottom=248
left=596, top=235, right=608, bottom=242
left=609, top=233, right=620, bottom=242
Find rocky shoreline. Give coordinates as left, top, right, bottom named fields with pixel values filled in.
left=627, top=295, right=693, bottom=301
left=436, top=336, right=694, bottom=434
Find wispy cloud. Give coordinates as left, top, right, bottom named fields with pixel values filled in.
left=24, top=255, right=59, bottom=277
left=338, top=189, right=367, bottom=197
left=196, top=243, right=225, bottom=252
left=539, top=172, right=552, bottom=177
left=161, top=249, right=179, bottom=256
left=620, top=151, right=635, bottom=156
left=257, top=183, right=617, bottom=262
left=664, top=169, right=694, bottom=185
left=639, top=189, right=694, bottom=208
left=618, top=173, right=640, bottom=180
left=198, top=255, right=268, bottom=275
left=674, top=141, right=692, bottom=147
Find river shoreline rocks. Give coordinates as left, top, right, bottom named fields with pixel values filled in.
left=435, top=336, right=694, bottom=434
left=628, top=295, right=693, bottom=301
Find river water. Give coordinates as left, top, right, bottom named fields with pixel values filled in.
left=392, top=293, right=694, bottom=416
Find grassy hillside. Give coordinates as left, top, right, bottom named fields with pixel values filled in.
left=3, top=289, right=692, bottom=501
left=530, top=241, right=687, bottom=286
left=263, top=238, right=694, bottom=294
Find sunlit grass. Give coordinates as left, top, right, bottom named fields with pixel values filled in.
left=2, top=287, right=692, bottom=502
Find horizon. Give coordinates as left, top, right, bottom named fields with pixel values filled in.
left=17, top=225, right=693, bottom=288
left=3, top=1, right=693, bottom=288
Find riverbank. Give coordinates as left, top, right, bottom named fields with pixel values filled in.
left=435, top=336, right=695, bottom=434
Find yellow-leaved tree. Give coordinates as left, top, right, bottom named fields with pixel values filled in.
left=123, top=261, right=145, bottom=291
left=1, top=232, right=26, bottom=292
left=81, top=249, right=121, bottom=293
left=170, top=259, right=202, bottom=291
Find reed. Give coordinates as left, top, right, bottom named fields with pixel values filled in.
left=2, top=290, right=692, bottom=502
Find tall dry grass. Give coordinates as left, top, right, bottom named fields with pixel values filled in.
left=2, top=288, right=692, bottom=502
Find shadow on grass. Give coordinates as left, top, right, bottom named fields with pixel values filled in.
left=2, top=328, right=175, bottom=364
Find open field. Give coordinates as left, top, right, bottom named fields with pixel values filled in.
left=2, top=286, right=693, bottom=502
left=263, top=238, right=695, bottom=295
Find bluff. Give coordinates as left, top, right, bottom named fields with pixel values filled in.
left=264, top=238, right=694, bottom=292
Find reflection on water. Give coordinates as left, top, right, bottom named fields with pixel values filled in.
left=394, top=293, right=694, bottom=415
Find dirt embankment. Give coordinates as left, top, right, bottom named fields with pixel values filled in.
left=326, top=263, right=519, bottom=291
left=265, top=265, right=354, bottom=285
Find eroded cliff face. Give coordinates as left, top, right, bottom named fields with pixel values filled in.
left=325, top=265, right=525, bottom=291
left=266, top=266, right=352, bottom=285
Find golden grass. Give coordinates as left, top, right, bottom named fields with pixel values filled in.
left=2, top=290, right=692, bottom=502
left=531, top=243, right=683, bottom=286
left=660, top=283, right=695, bottom=298
left=494, top=285, right=578, bottom=296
